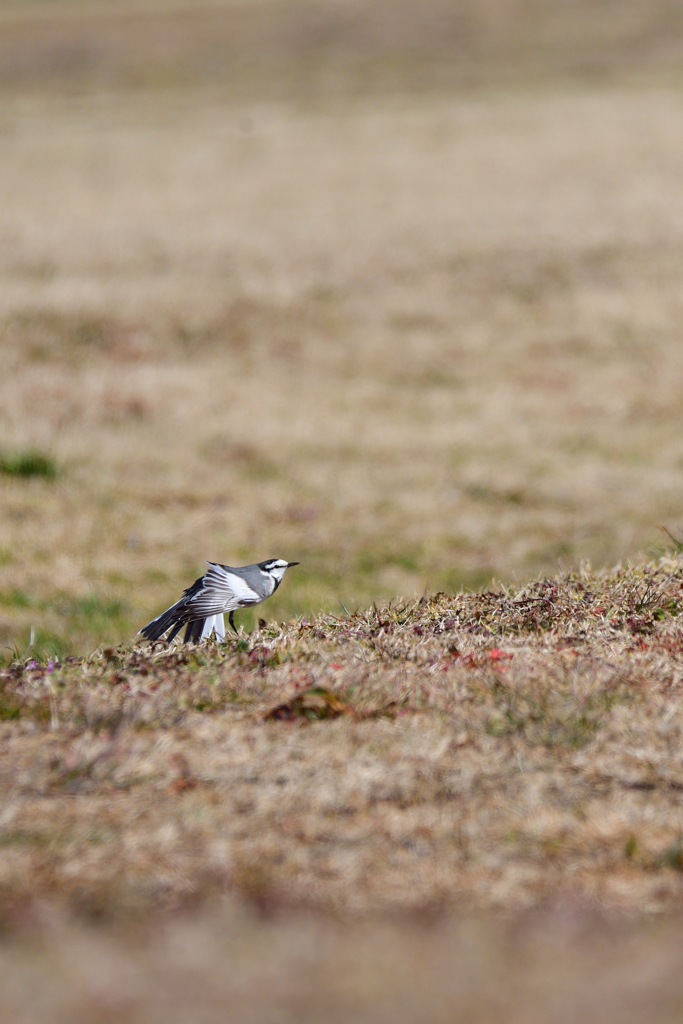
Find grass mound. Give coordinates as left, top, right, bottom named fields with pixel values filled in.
left=1, top=557, right=683, bottom=922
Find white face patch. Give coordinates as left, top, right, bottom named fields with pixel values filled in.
left=265, top=559, right=289, bottom=582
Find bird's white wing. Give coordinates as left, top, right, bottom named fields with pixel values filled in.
left=185, top=563, right=260, bottom=618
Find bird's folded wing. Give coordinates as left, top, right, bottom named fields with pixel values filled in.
left=184, top=562, right=260, bottom=618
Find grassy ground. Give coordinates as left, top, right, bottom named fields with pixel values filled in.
left=3, top=557, right=683, bottom=1018
left=4, top=54, right=683, bottom=655
left=5, top=0, right=683, bottom=1016
left=5, top=558, right=683, bottom=919
left=4, top=907, right=683, bottom=1023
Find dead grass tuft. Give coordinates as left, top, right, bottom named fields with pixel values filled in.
left=2, top=558, right=683, bottom=919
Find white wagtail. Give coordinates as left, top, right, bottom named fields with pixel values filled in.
left=139, top=558, right=299, bottom=644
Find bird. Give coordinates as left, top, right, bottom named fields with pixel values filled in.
left=138, top=558, right=299, bottom=644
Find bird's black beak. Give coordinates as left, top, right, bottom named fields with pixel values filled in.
left=287, top=562, right=300, bottom=568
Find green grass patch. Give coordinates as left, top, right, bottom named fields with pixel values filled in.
left=0, top=589, right=35, bottom=608
left=0, top=449, right=58, bottom=480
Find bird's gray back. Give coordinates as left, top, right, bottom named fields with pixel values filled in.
left=217, top=563, right=272, bottom=599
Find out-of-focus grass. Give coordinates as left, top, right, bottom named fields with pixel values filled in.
left=0, top=449, right=58, bottom=480
left=4, top=8, right=683, bottom=1010
left=4, top=906, right=683, bottom=1024
left=3, top=0, right=683, bottom=655
left=1, top=0, right=683, bottom=98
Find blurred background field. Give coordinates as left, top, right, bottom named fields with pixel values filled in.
left=2, top=0, right=683, bottom=659
left=5, top=2, right=683, bottom=1017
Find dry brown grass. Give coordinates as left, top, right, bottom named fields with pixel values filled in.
left=5, top=3, right=683, bottom=1014
left=4, top=62, right=683, bottom=652
left=2, top=0, right=683, bottom=98
left=3, top=557, right=683, bottom=919
left=4, top=905, right=683, bottom=1023
left=3, top=558, right=683, bottom=1017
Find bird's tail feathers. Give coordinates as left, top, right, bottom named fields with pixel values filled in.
left=138, top=599, right=186, bottom=642
left=183, top=618, right=205, bottom=643
left=139, top=609, right=226, bottom=645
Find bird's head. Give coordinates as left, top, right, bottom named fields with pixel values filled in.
left=260, top=558, right=299, bottom=583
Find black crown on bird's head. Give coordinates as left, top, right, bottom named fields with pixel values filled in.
left=259, top=558, right=299, bottom=576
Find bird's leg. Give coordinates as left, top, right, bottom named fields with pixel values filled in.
left=229, top=610, right=237, bottom=634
